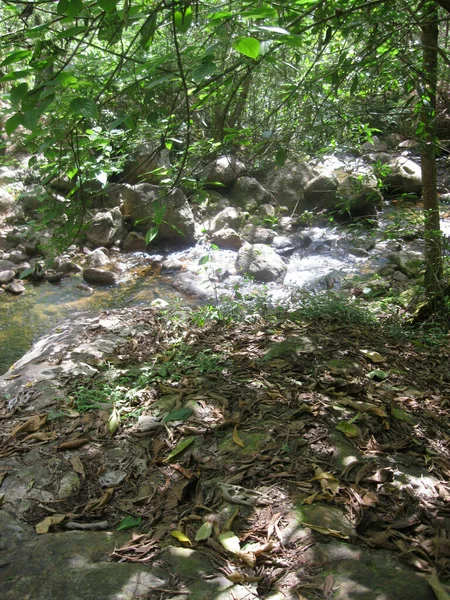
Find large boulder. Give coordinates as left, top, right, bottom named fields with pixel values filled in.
left=269, top=161, right=316, bottom=211
left=122, top=184, right=196, bottom=246
left=212, top=228, right=242, bottom=250
left=122, top=143, right=171, bottom=184
left=230, top=177, right=271, bottom=210
left=240, top=225, right=276, bottom=245
left=201, top=156, right=246, bottom=189
left=304, top=174, right=339, bottom=210
left=337, top=174, right=383, bottom=217
left=85, top=208, right=125, bottom=247
left=210, top=207, right=243, bottom=233
left=0, top=188, right=15, bottom=215
left=236, top=243, right=287, bottom=282
left=383, top=157, right=422, bottom=196
left=83, top=268, right=117, bottom=285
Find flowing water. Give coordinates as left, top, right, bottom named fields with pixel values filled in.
left=1, top=206, right=449, bottom=376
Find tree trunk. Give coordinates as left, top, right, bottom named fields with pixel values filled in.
left=420, top=1, right=443, bottom=298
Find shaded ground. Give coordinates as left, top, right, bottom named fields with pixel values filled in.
left=1, top=301, right=450, bottom=599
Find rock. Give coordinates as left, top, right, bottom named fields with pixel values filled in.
left=122, top=143, right=171, bottom=184
left=272, top=235, right=295, bottom=256
left=212, top=227, right=242, bottom=250
left=83, top=268, right=117, bottom=285
left=201, top=156, right=246, bottom=189
left=230, top=176, right=271, bottom=209
left=210, top=207, right=243, bottom=233
left=85, top=208, right=125, bottom=248
left=19, top=186, right=44, bottom=212
left=304, top=173, right=339, bottom=210
left=337, top=173, right=383, bottom=217
left=0, top=187, right=15, bottom=215
left=122, top=231, right=147, bottom=252
left=122, top=184, right=196, bottom=246
left=151, top=298, right=169, bottom=308
left=5, top=279, right=25, bottom=294
left=360, top=135, right=388, bottom=153
left=0, top=269, right=15, bottom=284
left=8, top=249, right=28, bottom=264
left=172, top=272, right=214, bottom=300
left=161, top=258, right=183, bottom=272
left=53, top=258, right=83, bottom=274
left=240, top=224, right=276, bottom=244
left=45, top=271, right=63, bottom=284
left=0, top=259, right=17, bottom=272
left=269, top=161, right=316, bottom=211
left=257, top=203, right=276, bottom=217
left=236, top=243, right=287, bottom=282
left=384, top=157, right=422, bottom=196
left=363, top=152, right=393, bottom=166
left=86, top=248, right=111, bottom=268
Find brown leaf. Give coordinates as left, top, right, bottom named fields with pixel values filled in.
left=57, top=437, right=90, bottom=451
left=70, top=456, right=86, bottom=479
left=36, top=514, right=66, bottom=534
left=84, top=488, right=114, bottom=512
left=22, top=431, right=58, bottom=444
left=12, top=414, right=47, bottom=437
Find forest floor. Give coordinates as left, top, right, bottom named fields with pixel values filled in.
left=1, top=299, right=450, bottom=599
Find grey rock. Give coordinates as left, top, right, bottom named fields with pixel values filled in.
left=161, top=258, right=183, bottom=272
left=360, top=135, right=388, bottom=153
left=269, top=161, right=316, bottom=211
left=86, top=248, right=110, bottom=268
left=8, top=249, right=28, bottom=264
left=172, top=273, right=214, bottom=300
left=230, top=176, right=271, bottom=208
left=257, top=203, right=276, bottom=217
left=304, top=173, right=339, bottom=210
left=338, top=173, right=383, bottom=217
left=122, top=231, right=147, bottom=252
left=236, top=243, right=287, bottom=282
left=384, top=157, right=422, bottom=196
left=0, top=269, right=15, bottom=283
left=53, top=258, right=83, bottom=274
left=212, top=227, right=242, bottom=250
left=5, top=279, right=25, bottom=294
left=0, top=258, right=18, bottom=271
left=85, top=208, right=125, bottom=248
left=210, top=206, right=243, bottom=232
left=0, top=187, right=15, bottom=215
left=240, top=224, right=276, bottom=244
left=122, top=184, right=196, bottom=245
left=122, top=142, right=171, bottom=184
left=83, top=268, right=117, bottom=285
left=201, top=155, right=246, bottom=189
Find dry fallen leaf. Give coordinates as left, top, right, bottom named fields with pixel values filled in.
left=36, top=514, right=66, bottom=535
left=70, top=456, right=86, bottom=479
left=57, top=437, right=90, bottom=451
left=312, top=465, right=340, bottom=496
left=84, top=488, right=114, bottom=512
left=12, top=414, right=47, bottom=437
left=232, top=425, right=245, bottom=448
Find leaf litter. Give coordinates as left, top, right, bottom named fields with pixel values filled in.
left=1, top=306, right=450, bottom=598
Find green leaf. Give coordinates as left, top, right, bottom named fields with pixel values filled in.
left=367, top=369, right=389, bottom=381
left=219, top=531, right=241, bottom=554
left=57, top=0, right=84, bottom=18
left=56, top=26, right=88, bottom=39
left=5, top=113, right=23, bottom=135
left=233, top=37, right=260, bottom=60
left=0, top=69, right=34, bottom=82
left=240, top=6, right=278, bottom=19
left=98, top=0, right=118, bottom=12
left=145, top=226, right=159, bottom=245
left=21, top=108, right=40, bottom=132
left=10, top=83, right=28, bottom=109
left=117, top=516, right=141, bottom=531
left=163, top=408, right=193, bottom=423
left=108, top=405, right=120, bottom=436
left=1, top=50, right=32, bottom=67
left=55, top=73, right=78, bottom=87
left=195, top=521, right=213, bottom=541
left=275, top=148, right=287, bottom=167
left=164, top=436, right=195, bottom=462
left=153, top=204, right=166, bottom=226
left=69, top=97, right=99, bottom=119
left=19, top=267, right=34, bottom=280
left=208, top=10, right=233, bottom=20
left=174, top=7, right=193, bottom=33
left=192, top=60, right=216, bottom=83
left=198, top=255, right=210, bottom=265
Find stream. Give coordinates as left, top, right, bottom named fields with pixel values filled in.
left=1, top=203, right=449, bottom=377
